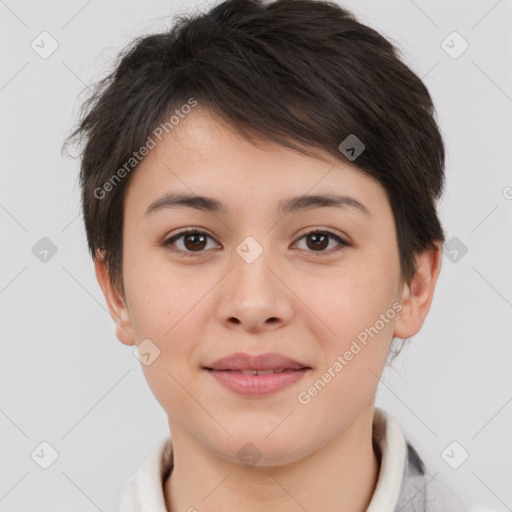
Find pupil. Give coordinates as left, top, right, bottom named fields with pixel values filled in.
left=308, top=233, right=328, bottom=251
left=185, top=233, right=206, bottom=251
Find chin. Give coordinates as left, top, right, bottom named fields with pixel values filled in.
left=213, top=429, right=307, bottom=467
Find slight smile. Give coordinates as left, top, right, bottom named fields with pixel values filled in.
left=202, top=352, right=312, bottom=398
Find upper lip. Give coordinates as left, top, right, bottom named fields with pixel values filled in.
left=204, top=352, right=311, bottom=371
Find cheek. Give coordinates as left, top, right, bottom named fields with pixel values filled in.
left=305, top=262, right=397, bottom=400
left=123, top=249, right=206, bottom=337
left=295, top=272, right=395, bottom=427
left=304, top=262, right=397, bottom=340
left=123, top=256, right=209, bottom=411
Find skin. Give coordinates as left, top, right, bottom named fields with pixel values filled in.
left=95, top=106, right=442, bottom=512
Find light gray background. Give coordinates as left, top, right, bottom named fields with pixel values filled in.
left=1, top=1, right=511, bottom=511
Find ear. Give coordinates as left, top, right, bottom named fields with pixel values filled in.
left=94, top=255, right=136, bottom=346
left=393, top=242, right=443, bottom=339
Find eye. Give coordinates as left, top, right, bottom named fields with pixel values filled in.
left=163, top=228, right=220, bottom=257
left=292, top=229, right=350, bottom=255
left=162, top=228, right=350, bottom=257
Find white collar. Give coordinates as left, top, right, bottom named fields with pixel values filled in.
left=366, top=407, right=407, bottom=511
left=120, top=407, right=407, bottom=512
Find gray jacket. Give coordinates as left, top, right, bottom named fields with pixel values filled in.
left=394, top=441, right=467, bottom=511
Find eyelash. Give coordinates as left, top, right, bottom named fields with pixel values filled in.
left=162, top=228, right=350, bottom=258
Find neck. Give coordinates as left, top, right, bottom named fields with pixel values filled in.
left=164, top=407, right=380, bottom=512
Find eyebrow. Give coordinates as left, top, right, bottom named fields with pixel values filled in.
left=144, top=192, right=371, bottom=217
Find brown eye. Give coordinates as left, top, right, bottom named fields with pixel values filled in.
left=163, top=229, right=218, bottom=256
left=293, top=230, right=349, bottom=254
left=182, top=232, right=207, bottom=251
left=306, top=232, right=329, bottom=250
left=163, top=228, right=349, bottom=258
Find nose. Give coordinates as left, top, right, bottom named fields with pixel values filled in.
left=215, top=244, right=294, bottom=333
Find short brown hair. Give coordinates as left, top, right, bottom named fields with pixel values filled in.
left=65, top=0, right=446, bottom=301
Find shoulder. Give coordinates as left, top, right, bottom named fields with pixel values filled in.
left=119, top=476, right=139, bottom=512
left=426, top=475, right=468, bottom=512
left=118, top=436, right=173, bottom=512
left=397, top=442, right=468, bottom=512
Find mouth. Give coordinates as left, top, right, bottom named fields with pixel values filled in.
left=202, top=366, right=311, bottom=397
left=203, top=367, right=308, bottom=374
left=204, top=351, right=311, bottom=371
left=202, top=352, right=312, bottom=397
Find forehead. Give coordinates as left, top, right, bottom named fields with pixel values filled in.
left=124, top=108, right=388, bottom=219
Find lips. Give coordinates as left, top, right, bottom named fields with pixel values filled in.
left=203, top=352, right=311, bottom=397
left=226, top=368, right=288, bottom=375
left=203, top=352, right=311, bottom=372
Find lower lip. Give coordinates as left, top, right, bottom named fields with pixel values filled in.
left=205, top=368, right=310, bottom=397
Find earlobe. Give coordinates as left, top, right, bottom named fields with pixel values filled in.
left=94, top=255, right=136, bottom=346
left=393, top=242, right=443, bottom=340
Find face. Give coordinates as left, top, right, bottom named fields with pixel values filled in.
left=96, top=107, right=441, bottom=466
